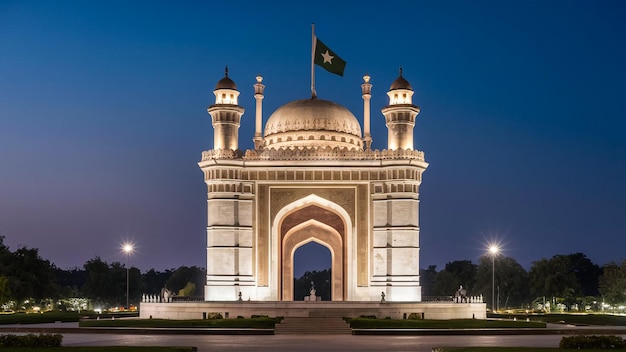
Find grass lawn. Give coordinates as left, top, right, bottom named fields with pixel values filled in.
left=434, top=348, right=615, bottom=352
left=0, top=348, right=196, bottom=352
left=490, top=313, right=626, bottom=326
left=347, top=318, right=546, bottom=329
left=79, top=317, right=278, bottom=329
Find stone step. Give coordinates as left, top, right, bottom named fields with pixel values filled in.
left=275, top=317, right=352, bottom=335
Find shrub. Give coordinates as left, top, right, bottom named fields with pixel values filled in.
left=0, top=333, right=63, bottom=347
left=359, top=315, right=377, bottom=319
left=560, top=335, right=625, bottom=349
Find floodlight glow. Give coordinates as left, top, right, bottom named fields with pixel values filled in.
left=486, top=243, right=500, bottom=312
left=121, top=241, right=135, bottom=310
left=122, top=242, right=134, bottom=255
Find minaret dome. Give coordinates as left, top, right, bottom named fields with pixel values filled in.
left=382, top=68, right=420, bottom=150
left=207, top=67, right=245, bottom=150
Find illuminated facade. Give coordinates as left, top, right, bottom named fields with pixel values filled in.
left=199, top=68, right=428, bottom=302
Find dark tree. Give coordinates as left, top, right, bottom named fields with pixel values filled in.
left=444, top=260, right=477, bottom=291
left=429, top=260, right=478, bottom=297
left=433, top=270, right=459, bottom=297
left=54, top=267, right=87, bottom=298
left=0, top=236, right=13, bottom=303
left=419, top=265, right=438, bottom=296
left=567, top=253, right=602, bottom=297
left=599, top=260, right=626, bottom=305
left=143, top=268, right=171, bottom=295
left=81, top=257, right=145, bottom=307
left=529, top=253, right=601, bottom=308
left=0, top=236, right=58, bottom=305
left=165, top=266, right=205, bottom=296
left=474, top=255, right=529, bottom=309
left=7, top=246, right=58, bottom=303
left=82, top=257, right=114, bottom=306
left=293, top=270, right=331, bottom=301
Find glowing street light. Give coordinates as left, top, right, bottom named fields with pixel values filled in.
left=122, top=242, right=134, bottom=310
left=489, top=244, right=499, bottom=313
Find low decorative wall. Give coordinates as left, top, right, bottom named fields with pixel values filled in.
left=139, top=301, right=486, bottom=320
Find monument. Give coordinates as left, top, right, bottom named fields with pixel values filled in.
left=139, top=67, right=486, bottom=319
left=200, top=68, right=426, bottom=303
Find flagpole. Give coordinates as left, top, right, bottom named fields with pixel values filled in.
left=311, top=23, right=316, bottom=98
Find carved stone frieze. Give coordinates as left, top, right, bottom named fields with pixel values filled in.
left=201, top=147, right=425, bottom=162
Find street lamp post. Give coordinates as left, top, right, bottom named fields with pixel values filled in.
left=122, top=243, right=134, bottom=310
left=489, top=245, right=499, bottom=313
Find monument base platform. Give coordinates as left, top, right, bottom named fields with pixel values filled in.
left=139, top=301, right=486, bottom=320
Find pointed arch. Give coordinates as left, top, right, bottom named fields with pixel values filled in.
left=282, top=220, right=343, bottom=301
left=271, top=194, right=352, bottom=301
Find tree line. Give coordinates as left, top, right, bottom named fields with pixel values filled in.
left=0, top=236, right=204, bottom=310
left=2, top=234, right=626, bottom=312
left=421, top=253, right=626, bottom=311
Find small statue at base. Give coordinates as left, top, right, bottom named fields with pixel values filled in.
left=161, top=287, right=173, bottom=303
left=455, top=285, right=468, bottom=303
left=380, top=291, right=386, bottom=302
left=309, top=281, right=317, bottom=300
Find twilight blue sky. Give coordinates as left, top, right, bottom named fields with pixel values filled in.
left=1, top=1, right=625, bottom=276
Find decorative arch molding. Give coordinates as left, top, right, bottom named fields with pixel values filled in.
left=282, top=220, right=343, bottom=301
left=271, top=194, right=353, bottom=301
left=273, top=194, right=353, bottom=230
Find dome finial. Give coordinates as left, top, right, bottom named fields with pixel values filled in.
left=389, top=67, right=412, bottom=90
left=215, top=67, right=237, bottom=90
left=225, top=65, right=229, bottom=77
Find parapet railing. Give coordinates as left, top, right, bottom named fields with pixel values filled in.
left=422, top=295, right=484, bottom=303
left=140, top=294, right=205, bottom=303
left=422, top=296, right=454, bottom=303
left=171, top=296, right=205, bottom=303
left=201, top=147, right=425, bottom=162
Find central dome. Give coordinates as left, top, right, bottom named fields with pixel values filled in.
left=263, top=98, right=363, bottom=150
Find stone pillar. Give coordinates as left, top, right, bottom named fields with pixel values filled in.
left=361, top=74, right=372, bottom=150
left=253, top=75, right=265, bottom=150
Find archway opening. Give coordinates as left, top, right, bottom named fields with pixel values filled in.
left=276, top=197, right=348, bottom=301
left=293, top=242, right=331, bottom=301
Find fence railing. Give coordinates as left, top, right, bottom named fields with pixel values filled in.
left=422, top=296, right=454, bottom=303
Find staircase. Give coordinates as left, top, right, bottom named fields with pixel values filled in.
left=275, top=317, right=352, bottom=335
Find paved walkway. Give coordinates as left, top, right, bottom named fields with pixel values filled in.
left=2, top=320, right=626, bottom=335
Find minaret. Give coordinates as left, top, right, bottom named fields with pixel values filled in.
left=361, top=74, right=372, bottom=150
left=381, top=68, right=420, bottom=150
left=253, top=75, right=265, bottom=150
left=207, top=67, right=245, bottom=150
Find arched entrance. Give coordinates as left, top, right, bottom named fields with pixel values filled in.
left=293, top=242, right=332, bottom=300
left=273, top=195, right=350, bottom=301
left=282, top=220, right=342, bottom=301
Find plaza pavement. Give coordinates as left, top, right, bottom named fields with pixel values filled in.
left=2, top=320, right=626, bottom=335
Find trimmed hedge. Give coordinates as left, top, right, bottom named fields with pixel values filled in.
left=346, top=317, right=546, bottom=329
left=0, top=333, right=63, bottom=348
left=560, top=335, right=626, bottom=349
left=0, top=311, right=139, bottom=325
left=80, top=317, right=279, bottom=328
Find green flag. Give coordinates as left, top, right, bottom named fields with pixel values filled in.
left=314, top=37, right=346, bottom=76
